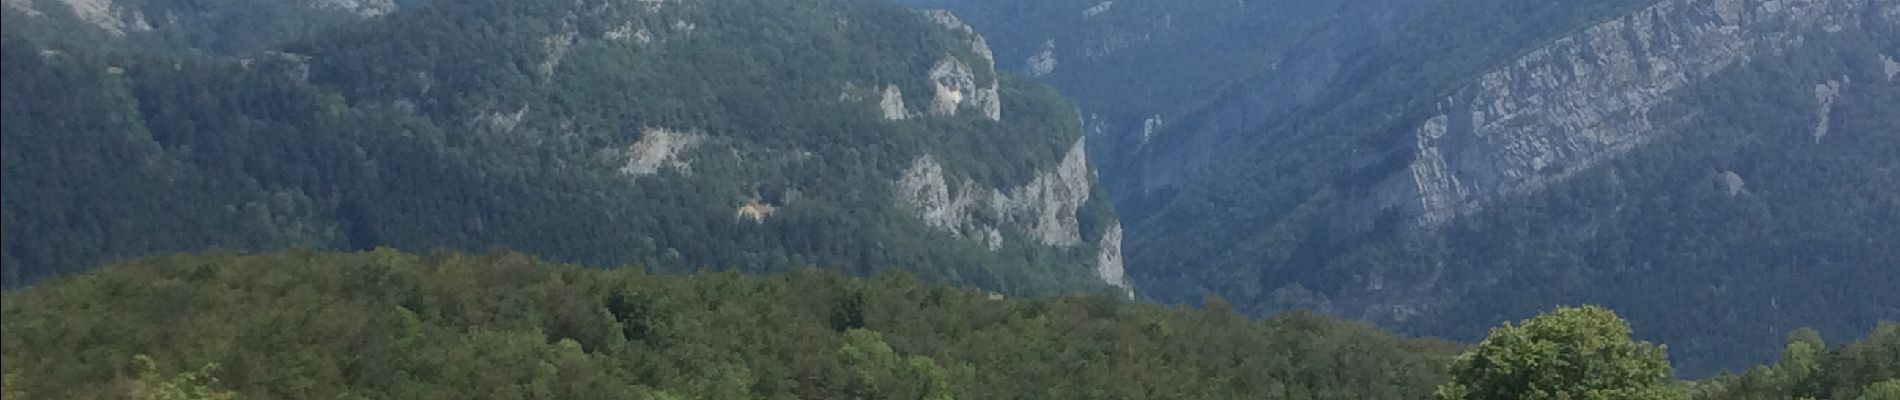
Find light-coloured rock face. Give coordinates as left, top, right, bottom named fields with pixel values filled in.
left=894, top=155, right=984, bottom=232
left=480, top=105, right=531, bottom=133
left=972, top=85, right=1002, bottom=121
left=60, top=0, right=151, bottom=36
left=928, top=57, right=977, bottom=116
left=309, top=0, right=395, bottom=18
left=900, top=139, right=1102, bottom=244
left=1383, top=0, right=1872, bottom=228
left=1719, top=171, right=1747, bottom=197
left=605, top=22, right=653, bottom=44
left=736, top=199, right=778, bottom=222
left=5, top=0, right=41, bottom=16
left=894, top=138, right=1117, bottom=279
left=926, top=57, right=1002, bottom=121
left=880, top=84, right=908, bottom=121
left=539, top=30, right=577, bottom=79
left=1813, top=79, right=1844, bottom=143
left=1139, top=115, right=1164, bottom=144
left=1096, top=223, right=1134, bottom=298
left=921, top=10, right=1003, bottom=121
left=991, top=138, right=1094, bottom=246
left=1884, top=54, right=1899, bottom=81
left=1083, top=1, right=1113, bottom=19
left=1027, top=40, right=1058, bottom=77
left=621, top=127, right=705, bottom=177
left=923, top=10, right=995, bottom=68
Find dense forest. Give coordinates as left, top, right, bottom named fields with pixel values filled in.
left=2, top=250, right=1896, bottom=399
left=1, top=0, right=1121, bottom=296
left=1, top=250, right=1457, bottom=399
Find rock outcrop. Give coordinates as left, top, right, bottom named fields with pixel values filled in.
left=923, top=10, right=995, bottom=69
left=895, top=138, right=1129, bottom=292
left=1096, top=223, right=1134, bottom=298
left=58, top=0, right=150, bottom=36
left=620, top=127, right=704, bottom=177
left=879, top=84, right=908, bottom=121
left=1376, top=0, right=1876, bottom=228
left=922, top=10, right=1003, bottom=121
left=310, top=0, right=396, bottom=18
left=1718, top=170, right=1747, bottom=197
left=1813, top=78, right=1844, bottom=143
left=894, top=155, right=984, bottom=232
left=991, top=138, right=1094, bottom=247
left=928, top=57, right=978, bottom=116
left=5, top=0, right=40, bottom=16
left=1083, top=1, right=1113, bottom=19
left=1883, top=53, right=1899, bottom=81
left=736, top=198, right=778, bottom=222
left=1026, top=40, right=1058, bottom=78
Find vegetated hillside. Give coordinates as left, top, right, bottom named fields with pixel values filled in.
left=1119, top=0, right=1900, bottom=376
left=0, top=0, right=1128, bottom=296
left=0, top=0, right=409, bottom=54
left=3, top=250, right=1895, bottom=399
left=0, top=250, right=1459, bottom=399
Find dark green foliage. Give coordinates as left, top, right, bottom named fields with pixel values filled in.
left=1, top=0, right=1118, bottom=296
left=1691, top=324, right=1900, bottom=400
left=0, top=250, right=1461, bottom=399
left=1437, top=306, right=1683, bottom=400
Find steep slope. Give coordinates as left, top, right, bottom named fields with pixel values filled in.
left=900, top=0, right=1433, bottom=205
left=0, top=250, right=1460, bottom=399
left=1122, top=0, right=1900, bottom=375
left=0, top=0, right=1126, bottom=296
left=2, top=0, right=404, bottom=54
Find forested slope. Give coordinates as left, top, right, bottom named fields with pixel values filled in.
left=1, top=0, right=1125, bottom=296
left=0, top=250, right=1458, bottom=399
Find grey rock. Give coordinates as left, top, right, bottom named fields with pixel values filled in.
left=1027, top=40, right=1058, bottom=78
left=1883, top=53, right=1899, bottom=81
left=925, top=55, right=1002, bottom=120
left=1719, top=171, right=1747, bottom=197
left=1378, top=0, right=1871, bottom=228
left=1096, top=222, right=1134, bottom=298
left=310, top=0, right=395, bottom=18
left=895, top=138, right=1119, bottom=284
left=620, top=127, right=704, bottom=177
left=1083, top=1, right=1113, bottom=19
left=1813, top=78, right=1843, bottom=143
left=880, top=84, right=909, bottom=121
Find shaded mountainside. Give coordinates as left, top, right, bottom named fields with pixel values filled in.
left=0, top=250, right=1459, bottom=399
left=1129, top=0, right=1900, bottom=376
left=899, top=0, right=1433, bottom=203
left=928, top=0, right=1900, bottom=376
left=1, top=0, right=1128, bottom=296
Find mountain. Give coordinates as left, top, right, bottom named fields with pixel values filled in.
left=0, top=0, right=1130, bottom=296
left=0, top=250, right=1460, bottom=399
left=924, top=0, right=1900, bottom=375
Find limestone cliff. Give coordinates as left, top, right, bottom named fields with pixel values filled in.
left=923, top=10, right=1003, bottom=121
left=895, top=138, right=1132, bottom=294
left=1373, top=0, right=1883, bottom=228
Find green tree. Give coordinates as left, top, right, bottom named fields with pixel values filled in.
left=1437, top=306, right=1684, bottom=400
left=1861, top=380, right=1900, bottom=400
left=129, top=355, right=236, bottom=400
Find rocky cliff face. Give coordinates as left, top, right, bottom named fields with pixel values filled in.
left=1371, top=0, right=1884, bottom=228
left=924, top=10, right=1003, bottom=121
left=896, top=138, right=1133, bottom=295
